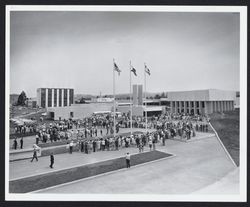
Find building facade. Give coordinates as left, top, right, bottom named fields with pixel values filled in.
left=37, top=88, right=74, bottom=108
left=133, top=84, right=143, bottom=106
left=167, top=89, right=235, bottom=115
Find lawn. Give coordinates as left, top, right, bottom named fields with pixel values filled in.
left=209, top=109, right=239, bottom=166
left=9, top=150, right=173, bottom=193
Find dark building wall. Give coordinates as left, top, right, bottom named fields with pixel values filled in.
left=70, top=89, right=74, bottom=104
left=64, top=89, right=68, bottom=106
left=48, top=89, right=52, bottom=107
left=41, top=88, right=46, bottom=108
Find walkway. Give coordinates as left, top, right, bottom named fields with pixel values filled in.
left=33, top=135, right=238, bottom=194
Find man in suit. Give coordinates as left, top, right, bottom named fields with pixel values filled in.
left=20, top=137, right=23, bottom=149
left=13, top=138, right=17, bottom=150
left=50, top=153, right=54, bottom=168
left=31, top=147, right=38, bottom=162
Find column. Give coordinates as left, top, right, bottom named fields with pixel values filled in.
left=170, top=101, right=173, bottom=113
left=184, top=101, right=187, bottom=113
left=213, top=101, right=216, bottom=112
left=57, top=89, right=59, bottom=107
left=198, top=101, right=202, bottom=115
left=227, top=101, right=230, bottom=111
left=193, top=101, right=196, bottom=114
left=231, top=101, right=234, bottom=110
left=62, top=89, right=64, bottom=107
left=45, top=88, right=48, bottom=108
left=206, top=102, right=209, bottom=114
left=175, top=101, right=178, bottom=113
left=52, top=89, right=55, bottom=108
left=221, top=101, right=224, bottom=112
left=189, top=101, right=191, bottom=114
left=179, top=101, right=182, bottom=113
left=224, top=101, right=226, bottom=111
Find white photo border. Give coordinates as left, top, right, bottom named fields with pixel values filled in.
left=5, top=5, right=247, bottom=202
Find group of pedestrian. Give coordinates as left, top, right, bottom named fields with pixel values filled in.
left=12, top=137, right=23, bottom=150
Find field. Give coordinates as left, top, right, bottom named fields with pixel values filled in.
left=9, top=150, right=173, bottom=193
left=209, top=109, right=239, bottom=166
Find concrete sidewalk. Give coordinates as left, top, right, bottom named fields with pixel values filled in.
left=10, top=145, right=151, bottom=180
left=36, top=135, right=238, bottom=194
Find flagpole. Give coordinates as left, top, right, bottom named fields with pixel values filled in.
left=144, top=63, right=147, bottom=135
left=130, top=61, right=132, bottom=138
left=113, top=59, right=116, bottom=139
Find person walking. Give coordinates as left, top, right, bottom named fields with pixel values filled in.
left=50, top=153, right=54, bottom=168
left=148, top=139, right=152, bottom=151
left=93, top=140, right=96, bottom=152
left=125, top=152, right=131, bottom=168
left=20, top=137, right=23, bottom=149
left=31, top=147, right=38, bottom=162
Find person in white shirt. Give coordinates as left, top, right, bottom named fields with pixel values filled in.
left=69, top=141, right=74, bottom=154
left=125, top=152, right=131, bottom=168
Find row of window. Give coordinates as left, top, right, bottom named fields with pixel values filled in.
left=40, top=89, right=74, bottom=107
left=172, top=101, right=205, bottom=108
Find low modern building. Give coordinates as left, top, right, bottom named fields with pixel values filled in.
left=167, top=89, right=235, bottom=114
left=46, top=88, right=236, bottom=120
left=47, top=103, right=113, bottom=120
left=37, top=88, right=74, bottom=108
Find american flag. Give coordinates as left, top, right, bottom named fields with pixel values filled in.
left=145, top=65, right=151, bottom=76
left=114, top=62, right=121, bottom=75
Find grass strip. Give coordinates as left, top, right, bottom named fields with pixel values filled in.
left=210, top=110, right=239, bottom=166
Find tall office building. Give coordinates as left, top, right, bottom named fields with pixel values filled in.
left=132, top=84, right=143, bottom=106
left=37, top=88, right=74, bottom=108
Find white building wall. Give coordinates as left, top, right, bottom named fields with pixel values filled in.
left=45, top=88, right=48, bottom=108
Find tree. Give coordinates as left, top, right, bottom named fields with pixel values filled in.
left=154, top=94, right=161, bottom=99
left=79, top=97, right=86, bottom=103
left=161, top=92, right=165, bottom=98
left=17, top=91, right=27, bottom=106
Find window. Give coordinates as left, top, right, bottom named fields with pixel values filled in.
left=59, top=89, right=62, bottom=107
left=181, top=101, right=184, bottom=107
left=202, top=101, right=205, bottom=108
left=41, top=89, right=46, bottom=108
left=70, top=89, right=74, bottom=105
left=196, top=101, right=199, bottom=107
left=54, top=89, right=57, bottom=107
left=177, top=102, right=179, bottom=107
left=48, top=89, right=52, bottom=107
left=186, top=102, right=189, bottom=107
left=173, top=102, right=175, bottom=107
left=64, top=89, right=68, bottom=106
left=191, top=102, right=194, bottom=107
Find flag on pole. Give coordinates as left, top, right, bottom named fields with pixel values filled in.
left=131, top=67, right=137, bottom=76
left=114, top=62, right=121, bottom=75
left=145, top=65, right=151, bottom=75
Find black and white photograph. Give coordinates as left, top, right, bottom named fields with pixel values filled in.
left=5, top=5, right=247, bottom=202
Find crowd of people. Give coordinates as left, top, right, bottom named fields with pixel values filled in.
left=11, top=112, right=210, bottom=151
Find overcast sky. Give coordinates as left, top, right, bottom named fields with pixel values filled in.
left=10, top=11, right=240, bottom=97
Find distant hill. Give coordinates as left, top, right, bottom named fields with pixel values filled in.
left=75, top=92, right=168, bottom=100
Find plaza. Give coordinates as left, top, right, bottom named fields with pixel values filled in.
left=9, top=127, right=238, bottom=194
